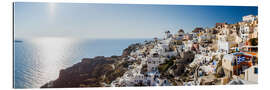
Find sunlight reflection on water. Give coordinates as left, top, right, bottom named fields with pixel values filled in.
left=15, top=37, right=82, bottom=88
left=14, top=37, right=147, bottom=88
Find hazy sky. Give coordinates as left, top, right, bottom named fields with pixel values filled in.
left=14, top=2, right=258, bottom=39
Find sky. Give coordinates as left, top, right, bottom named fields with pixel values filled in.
left=14, top=2, right=258, bottom=39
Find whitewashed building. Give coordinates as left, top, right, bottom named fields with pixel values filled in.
left=252, top=27, right=258, bottom=38
left=222, top=54, right=237, bottom=78
left=164, top=31, right=172, bottom=39
left=146, top=57, right=165, bottom=72
left=218, top=40, right=230, bottom=54
left=239, top=24, right=250, bottom=42
left=244, top=65, right=258, bottom=83
left=242, top=15, right=257, bottom=22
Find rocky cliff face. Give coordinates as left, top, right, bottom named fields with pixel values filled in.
left=41, top=43, right=141, bottom=88
left=122, top=43, right=142, bottom=57
left=158, top=51, right=196, bottom=85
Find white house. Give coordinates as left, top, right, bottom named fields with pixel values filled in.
left=242, top=15, right=257, bottom=22
left=164, top=31, right=172, bottom=39
left=252, top=27, right=258, bottom=38
left=244, top=65, right=258, bottom=83
left=146, top=57, right=165, bottom=72
left=239, top=24, right=250, bottom=42
left=150, top=43, right=169, bottom=56
left=183, top=40, right=193, bottom=52
left=218, top=40, right=230, bottom=54
left=222, top=54, right=235, bottom=78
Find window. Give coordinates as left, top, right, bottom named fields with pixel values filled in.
left=254, top=68, right=258, bottom=74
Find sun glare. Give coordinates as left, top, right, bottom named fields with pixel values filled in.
left=48, top=3, right=56, bottom=22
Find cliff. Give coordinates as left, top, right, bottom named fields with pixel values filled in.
left=41, top=43, right=142, bottom=88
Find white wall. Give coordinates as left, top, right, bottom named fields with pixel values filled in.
left=244, top=66, right=258, bottom=83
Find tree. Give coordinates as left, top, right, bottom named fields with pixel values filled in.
left=249, top=38, right=258, bottom=46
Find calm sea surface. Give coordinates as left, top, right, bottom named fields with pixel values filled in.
left=14, top=37, right=148, bottom=88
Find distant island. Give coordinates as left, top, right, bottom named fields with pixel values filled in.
left=41, top=15, right=258, bottom=88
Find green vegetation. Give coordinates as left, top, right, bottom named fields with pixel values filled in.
left=123, top=61, right=135, bottom=68
left=158, top=59, right=174, bottom=72
left=249, top=38, right=258, bottom=46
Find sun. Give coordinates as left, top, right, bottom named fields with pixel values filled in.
left=49, top=3, right=55, bottom=15
left=48, top=3, right=56, bottom=23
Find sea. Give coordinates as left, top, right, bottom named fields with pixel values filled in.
left=13, top=37, right=149, bottom=88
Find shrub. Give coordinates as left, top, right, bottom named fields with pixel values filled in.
left=249, top=38, right=258, bottom=46
left=158, top=59, right=174, bottom=72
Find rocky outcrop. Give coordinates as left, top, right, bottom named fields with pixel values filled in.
left=157, top=51, right=195, bottom=84
left=41, top=56, right=122, bottom=88
left=41, top=44, right=141, bottom=88
left=122, top=43, right=142, bottom=57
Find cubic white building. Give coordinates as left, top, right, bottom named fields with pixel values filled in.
left=239, top=24, right=250, bottom=42
left=244, top=65, right=258, bottom=83
left=242, top=15, right=256, bottom=22
left=218, top=40, right=230, bottom=54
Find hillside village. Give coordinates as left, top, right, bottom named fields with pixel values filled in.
left=110, top=14, right=258, bottom=86
left=41, top=14, right=258, bottom=88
